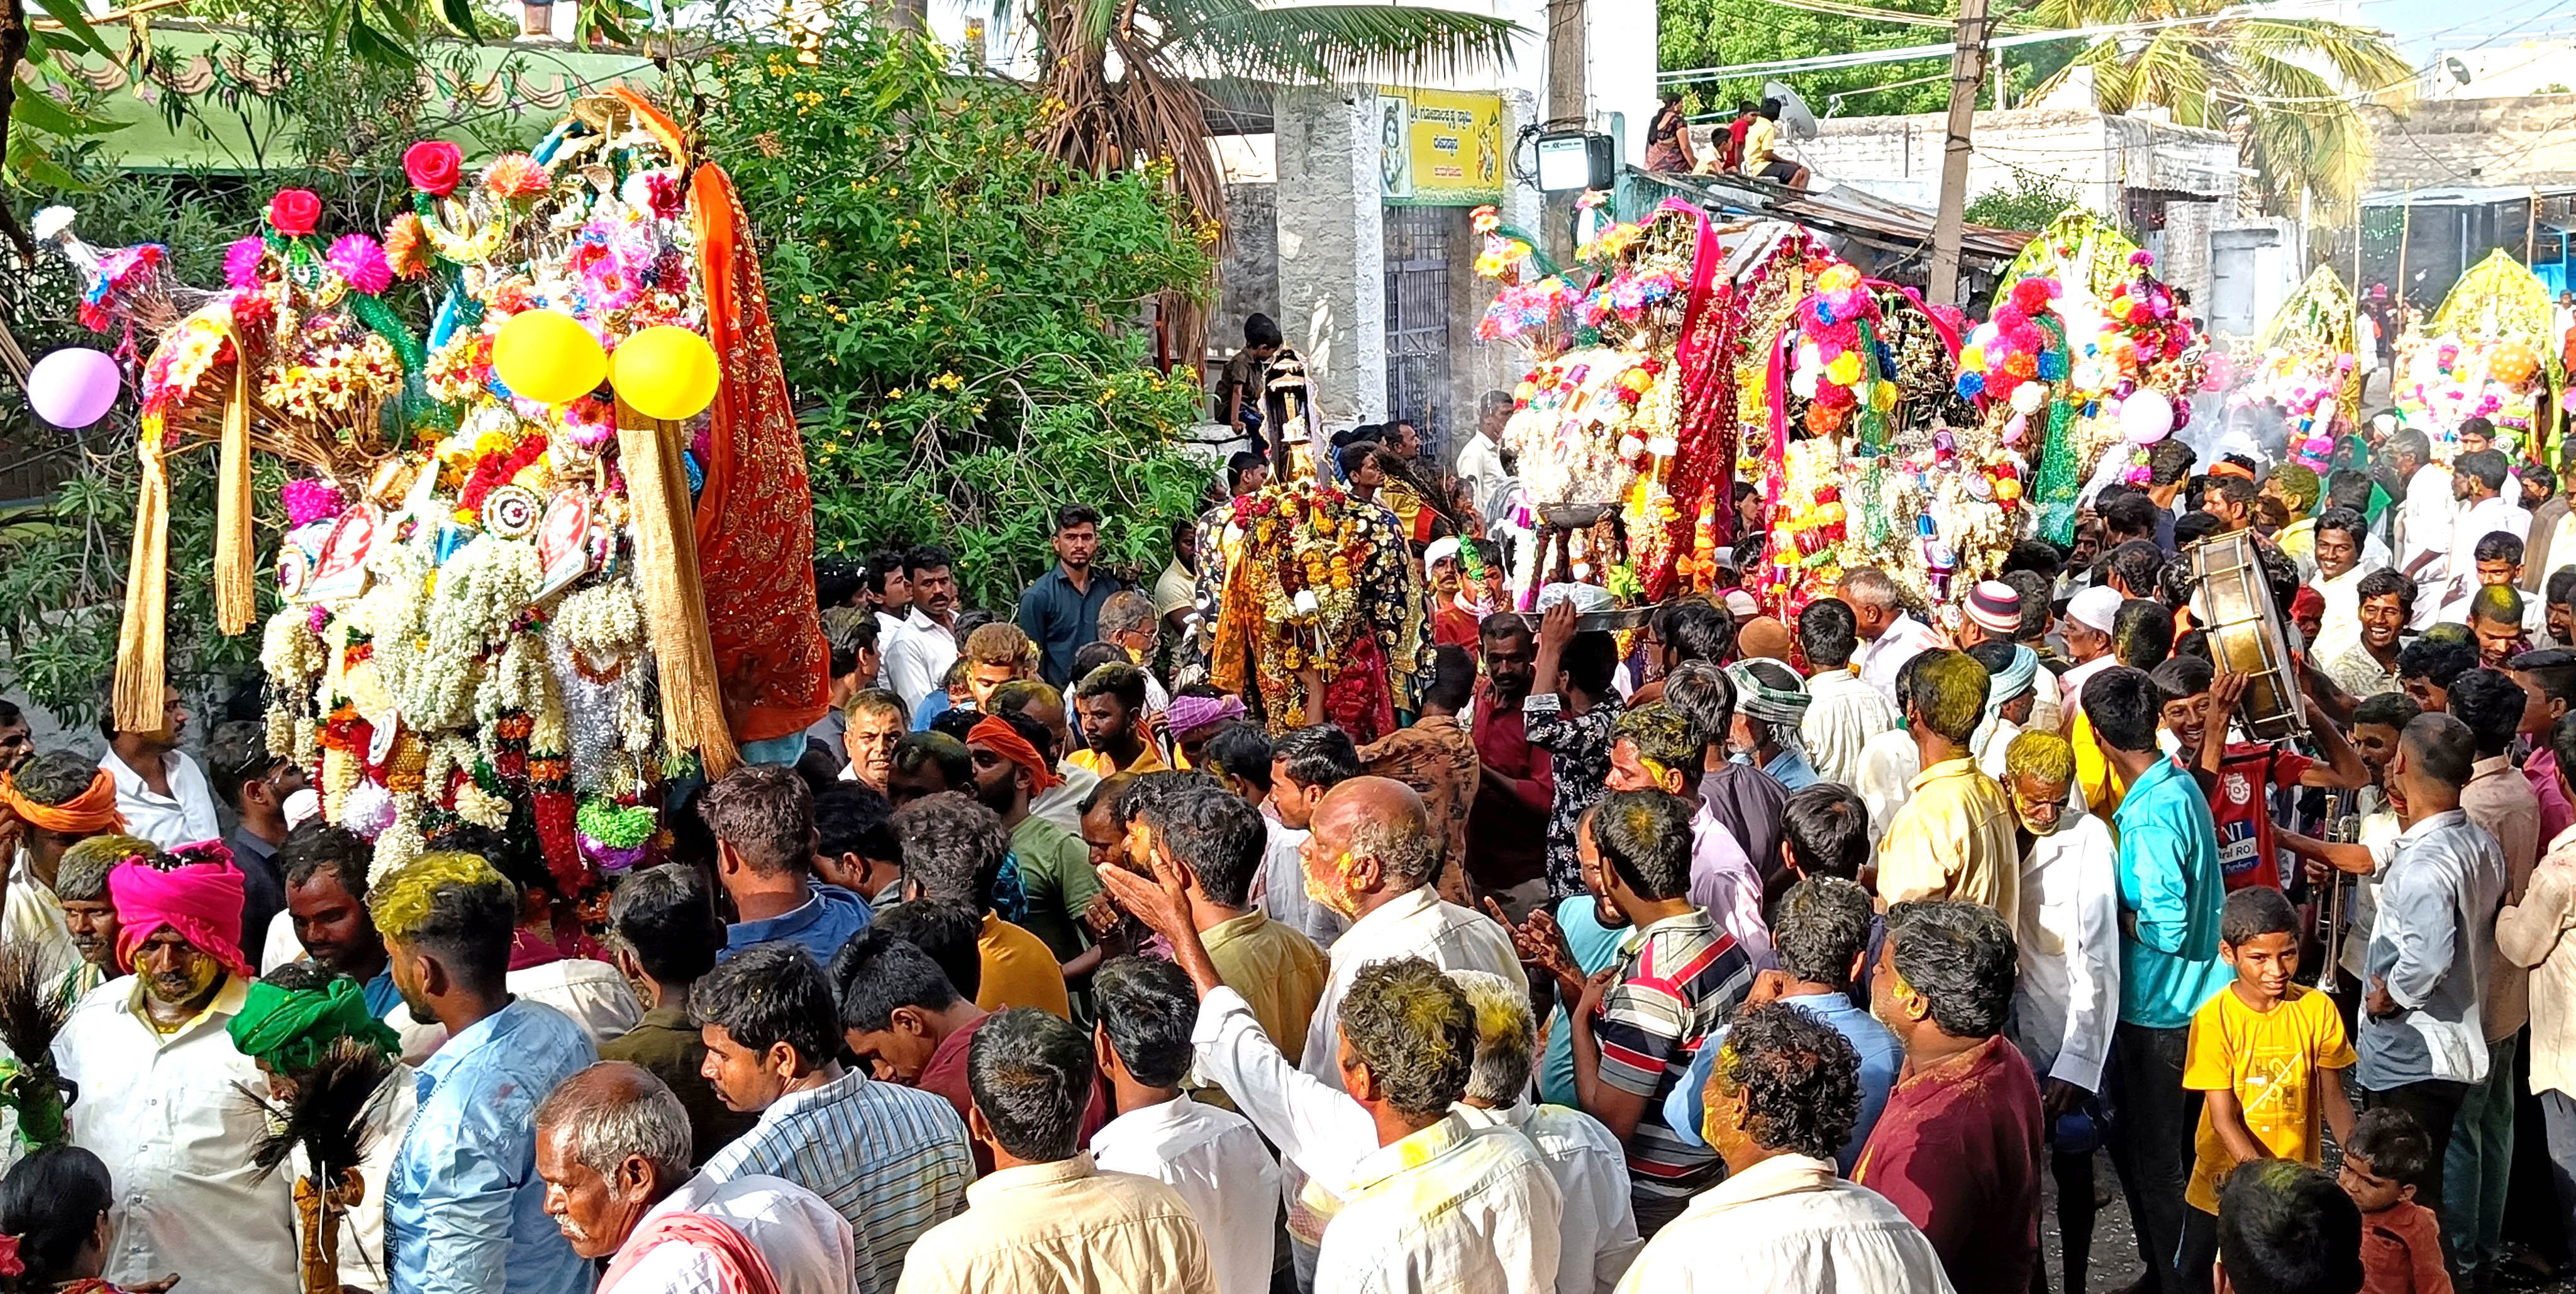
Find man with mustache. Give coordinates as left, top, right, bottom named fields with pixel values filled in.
left=2000, top=730, right=2122, bottom=1294
left=56, top=841, right=297, bottom=1294
left=536, top=1060, right=856, bottom=1294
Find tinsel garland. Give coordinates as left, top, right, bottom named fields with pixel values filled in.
left=2031, top=393, right=2083, bottom=544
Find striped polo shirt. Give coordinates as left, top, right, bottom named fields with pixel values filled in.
left=1591, top=907, right=1755, bottom=1205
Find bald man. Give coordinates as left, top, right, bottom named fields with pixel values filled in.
left=1287, top=777, right=1521, bottom=1092
left=1841, top=570, right=1946, bottom=708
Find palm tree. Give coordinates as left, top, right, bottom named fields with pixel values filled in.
left=2024, top=0, right=2413, bottom=214
left=1035, top=0, right=1522, bottom=368
left=1037, top=0, right=1524, bottom=230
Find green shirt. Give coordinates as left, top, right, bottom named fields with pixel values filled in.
left=1010, top=813, right=1101, bottom=965
left=598, top=1006, right=760, bottom=1166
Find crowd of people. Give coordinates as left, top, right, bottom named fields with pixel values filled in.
left=0, top=398, right=2572, bottom=1294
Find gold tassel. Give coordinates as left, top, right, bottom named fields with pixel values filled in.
left=615, top=399, right=740, bottom=778
left=113, top=432, right=172, bottom=733
left=213, top=337, right=256, bottom=635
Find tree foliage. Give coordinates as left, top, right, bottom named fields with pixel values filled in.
left=1658, top=0, right=2044, bottom=122
left=691, top=28, right=1218, bottom=612
left=1965, top=170, right=2075, bottom=231
left=2024, top=0, right=2413, bottom=213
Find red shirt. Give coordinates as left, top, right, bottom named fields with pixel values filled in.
left=1721, top=116, right=1756, bottom=170
left=1469, top=682, right=1553, bottom=890
left=2360, top=1200, right=2450, bottom=1294
left=1433, top=601, right=1483, bottom=652
left=1853, top=1034, right=2045, bottom=1294
left=2195, top=742, right=2312, bottom=892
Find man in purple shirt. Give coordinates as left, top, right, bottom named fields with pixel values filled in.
left=2508, top=648, right=2576, bottom=844
left=1602, top=702, right=1772, bottom=969
left=1663, top=662, right=1790, bottom=902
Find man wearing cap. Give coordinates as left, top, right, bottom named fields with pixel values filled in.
left=2055, top=586, right=2124, bottom=733
left=1726, top=659, right=1819, bottom=792
left=967, top=711, right=1102, bottom=976
left=1840, top=569, right=1946, bottom=709
left=1957, top=581, right=2023, bottom=652
left=1967, top=643, right=2041, bottom=782
left=57, top=841, right=298, bottom=1294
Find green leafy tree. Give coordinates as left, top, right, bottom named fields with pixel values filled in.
left=696, top=28, right=1217, bottom=610
left=1659, top=0, right=2041, bottom=122
left=1965, top=170, right=2074, bottom=231
left=2025, top=0, right=2412, bottom=212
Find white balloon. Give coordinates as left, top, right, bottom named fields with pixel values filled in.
left=2120, top=389, right=2174, bottom=444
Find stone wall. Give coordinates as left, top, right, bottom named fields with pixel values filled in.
left=2362, top=94, right=2576, bottom=191
left=1274, top=87, right=1389, bottom=428
left=1214, top=181, right=1280, bottom=352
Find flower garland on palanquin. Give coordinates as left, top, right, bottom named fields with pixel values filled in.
left=1202, top=480, right=1430, bottom=742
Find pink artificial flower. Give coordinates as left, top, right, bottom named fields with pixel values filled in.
left=223, top=237, right=267, bottom=289
left=326, top=234, right=393, bottom=296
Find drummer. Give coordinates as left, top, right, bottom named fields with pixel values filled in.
left=2148, top=655, right=2369, bottom=893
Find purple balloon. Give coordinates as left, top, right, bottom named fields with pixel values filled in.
left=26, top=349, right=123, bottom=428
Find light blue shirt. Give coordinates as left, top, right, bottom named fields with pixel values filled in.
left=1738, top=747, right=1823, bottom=792
left=723, top=882, right=874, bottom=967
left=2358, top=809, right=2506, bottom=1090
left=1537, top=896, right=1629, bottom=1108
left=2109, top=757, right=2232, bottom=1030
left=387, top=998, right=599, bottom=1294
left=1660, top=990, right=1902, bottom=1174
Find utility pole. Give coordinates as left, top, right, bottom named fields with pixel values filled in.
left=1927, top=0, right=1991, bottom=306
left=1545, top=0, right=1587, bottom=259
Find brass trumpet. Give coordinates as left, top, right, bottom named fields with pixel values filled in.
left=2311, top=789, right=2360, bottom=989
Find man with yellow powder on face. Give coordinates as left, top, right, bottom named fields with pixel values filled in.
left=373, top=851, right=599, bottom=1294
left=57, top=840, right=297, bottom=1294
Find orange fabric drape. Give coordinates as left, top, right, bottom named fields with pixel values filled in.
left=610, top=88, right=828, bottom=747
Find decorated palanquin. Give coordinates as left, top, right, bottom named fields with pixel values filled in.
left=60, top=89, right=826, bottom=888
left=1193, top=479, right=1431, bottom=742
left=1478, top=200, right=1821, bottom=610
left=2233, top=266, right=2363, bottom=467
left=2395, top=249, right=2562, bottom=460
left=1747, top=208, right=2205, bottom=629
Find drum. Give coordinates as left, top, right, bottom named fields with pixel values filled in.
left=2189, top=530, right=2307, bottom=742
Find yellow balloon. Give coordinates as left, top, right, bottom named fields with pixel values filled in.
left=491, top=309, right=608, bottom=406
left=609, top=326, right=722, bottom=421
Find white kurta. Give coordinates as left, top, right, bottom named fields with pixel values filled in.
left=618, top=1173, right=858, bottom=1294
left=98, top=749, right=220, bottom=851
left=56, top=976, right=298, bottom=1294
left=1090, top=1095, right=1282, bottom=1294
left=1801, top=669, right=1900, bottom=791
left=1610, top=1153, right=1955, bottom=1293
left=1857, top=615, right=1944, bottom=709
left=2010, top=812, right=2124, bottom=1095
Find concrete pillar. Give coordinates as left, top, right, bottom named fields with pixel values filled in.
left=1274, top=87, right=1388, bottom=429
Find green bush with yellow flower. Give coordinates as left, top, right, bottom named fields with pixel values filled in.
left=698, top=28, right=1219, bottom=612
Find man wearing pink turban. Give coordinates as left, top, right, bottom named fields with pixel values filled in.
left=55, top=840, right=297, bottom=1294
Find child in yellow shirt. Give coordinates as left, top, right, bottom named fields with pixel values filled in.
left=2177, top=885, right=2359, bottom=1294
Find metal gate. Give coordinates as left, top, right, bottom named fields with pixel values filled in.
left=1383, top=206, right=1455, bottom=460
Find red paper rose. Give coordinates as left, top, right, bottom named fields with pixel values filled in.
left=267, top=188, right=323, bottom=237
left=404, top=140, right=464, bottom=197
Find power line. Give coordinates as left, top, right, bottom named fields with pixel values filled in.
left=1657, top=9, right=2243, bottom=84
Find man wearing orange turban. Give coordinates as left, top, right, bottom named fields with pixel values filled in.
left=0, top=749, right=129, bottom=984
left=966, top=712, right=1103, bottom=976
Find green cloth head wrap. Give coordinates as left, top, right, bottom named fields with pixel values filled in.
left=226, top=975, right=401, bottom=1074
